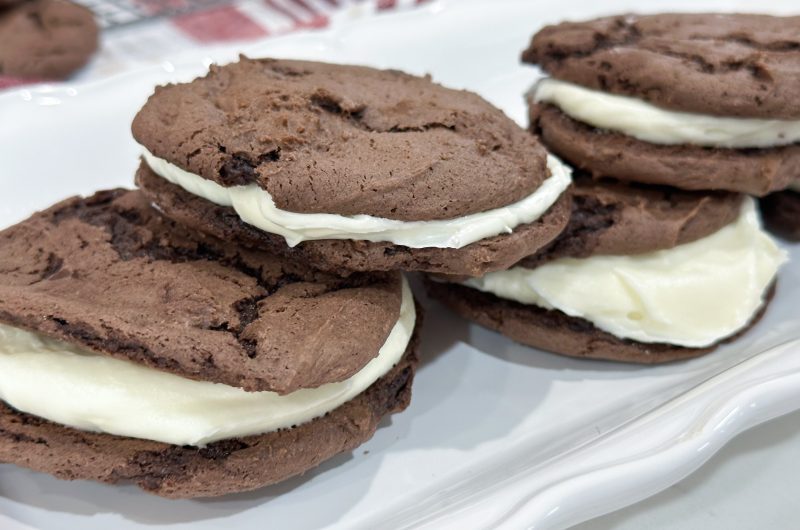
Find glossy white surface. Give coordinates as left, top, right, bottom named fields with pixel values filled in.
left=576, top=408, right=800, bottom=529
left=1, top=1, right=799, bottom=528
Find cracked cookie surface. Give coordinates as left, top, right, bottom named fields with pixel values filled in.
left=132, top=56, right=553, bottom=221
left=519, top=174, right=744, bottom=267
left=522, top=13, right=800, bottom=118
left=0, top=189, right=403, bottom=394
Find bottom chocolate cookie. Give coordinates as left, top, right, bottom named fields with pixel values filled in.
left=760, top=189, right=800, bottom=242
left=135, top=161, right=572, bottom=278
left=0, top=334, right=419, bottom=499
left=530, top=103, right=799, bottom=197
left=425, top=281, right=771, bottom=364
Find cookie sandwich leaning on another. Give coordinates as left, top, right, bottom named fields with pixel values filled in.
left=427, top=176, right=786, bottom=363
left=0, top=190, right=420, bottom=498
left=132, top=56, right=573, bottom=278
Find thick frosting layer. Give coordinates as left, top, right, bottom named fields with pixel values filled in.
left=0, top=278, right=415, bottom=447
left=534, top=78, right=800, bottom=149
left=464, top=199, right=786, bottom=347
left=141, top=149, right=572, bottom=249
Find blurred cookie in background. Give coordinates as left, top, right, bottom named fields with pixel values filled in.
left=0, top=0, right=99, bottom=80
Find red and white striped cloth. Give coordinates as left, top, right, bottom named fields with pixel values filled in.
left=0, top=0, right=431, bottom=90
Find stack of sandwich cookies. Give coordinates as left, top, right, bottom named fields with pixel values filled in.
left=427, top=176, right=786, bottom=362
left=427, top=13, right=792, bottom=363
left=132, top=57, right=573, bottom=278
left=522, top=13, right=800, bottom=196
left=0, top=190, right=419, bottom=498
left=2, top=56, right=574, bottom=495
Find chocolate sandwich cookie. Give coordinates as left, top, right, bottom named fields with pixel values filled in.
left=428, top=178, right=785, bottom=363
left=522, top=13, right=800, bottom=196
left=0, top=189, right=420, bottom=498
left=760, top=185, right=800, bottom=241
left=0, top=0, right=99, bottom=80
left=132, top=57, right=572, bottom=277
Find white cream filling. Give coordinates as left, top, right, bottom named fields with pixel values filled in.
left=141, top=149, right=572, bottom=249
left=0, top=277, right=415, bottom=447
left=464, top=199, right=787, bottom=348
left=533, top=78, right=800, bottom=149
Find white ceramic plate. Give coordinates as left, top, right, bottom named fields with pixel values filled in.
left=1, top=1, right=799, bottom=529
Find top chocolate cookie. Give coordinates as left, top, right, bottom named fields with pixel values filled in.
left=523, top=13, right=800, bottom=119
left=0, top=189, right=405, bottom=395
left=133, top=57, right=550, bottom=221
